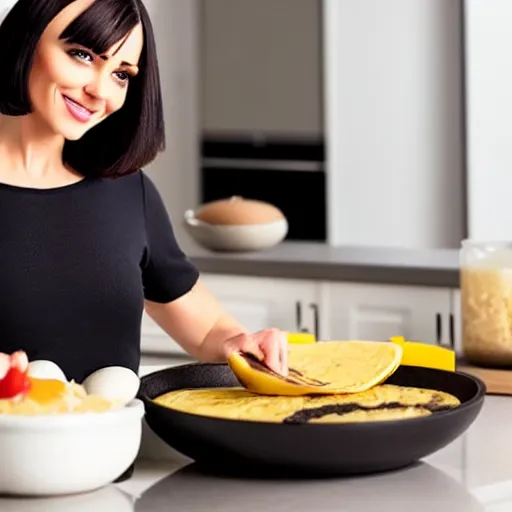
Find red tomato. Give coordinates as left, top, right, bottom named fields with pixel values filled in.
left=0, top=366, right=31, bottom=399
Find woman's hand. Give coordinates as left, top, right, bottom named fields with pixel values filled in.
left=223, top=328, right=289, bottom=376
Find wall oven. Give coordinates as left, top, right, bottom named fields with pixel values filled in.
left=200, top=134, right=327, bottom=242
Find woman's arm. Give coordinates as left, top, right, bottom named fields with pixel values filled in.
left=144, top=279, right=247, bottom=362
left=144, top=279, right=288, bottom=374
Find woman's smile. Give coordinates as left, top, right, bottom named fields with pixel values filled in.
left=61, top=94, right=97, bottom=123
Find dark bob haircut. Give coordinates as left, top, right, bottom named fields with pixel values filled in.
left=0, top=0, right=165, bottom=178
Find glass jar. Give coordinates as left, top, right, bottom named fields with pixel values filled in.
left=460, top=240, right=512, bottom=367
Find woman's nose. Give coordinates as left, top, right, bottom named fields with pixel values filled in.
left=83, top=73, right=111, bottom=101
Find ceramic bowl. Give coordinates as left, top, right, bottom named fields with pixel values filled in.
left=183, top=209, right=288, bottom=252
left=0, top=399, right=144, bottom=496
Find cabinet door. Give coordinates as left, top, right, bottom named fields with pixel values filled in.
left=325, top=283, right=453, bottom=346
left=140, top=311, right=188, bottom=356
left=200, top=274, right=324, bottom=337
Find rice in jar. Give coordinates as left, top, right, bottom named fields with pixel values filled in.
left=461, top=240, right=512, bottom=367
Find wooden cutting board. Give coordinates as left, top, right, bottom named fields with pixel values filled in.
left=457, top=361, right=512, bottom=395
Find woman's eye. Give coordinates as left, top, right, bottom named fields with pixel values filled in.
left=114, top=71, right=131, bottom=84
left=68, top=49, right=94, bottom=62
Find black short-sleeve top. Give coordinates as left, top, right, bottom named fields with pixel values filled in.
left=0, top=170, right=199, bottom=382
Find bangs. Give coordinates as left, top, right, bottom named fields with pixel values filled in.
left=59, top=0, right=141, bottom=55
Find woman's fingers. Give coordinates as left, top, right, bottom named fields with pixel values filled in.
left=224, top=328, right=289, bottom=376
left=254, top=328, right=288, bottom=376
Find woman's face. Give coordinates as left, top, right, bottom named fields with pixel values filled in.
left=27, top=0, right=144, bottom=141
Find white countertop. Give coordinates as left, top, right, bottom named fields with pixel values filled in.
left=2, top=362, right=512, bottom=510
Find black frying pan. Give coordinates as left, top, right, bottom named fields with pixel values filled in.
left=139, top=363, right=485, bottom=477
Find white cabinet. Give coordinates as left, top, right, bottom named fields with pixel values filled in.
left=139, top=273, right=460, bottom=356
left=324, top=0, right=464, bottom=248
left=200, top=273, right=325, bottom=337
left=140, top=311, right=188, bottom=356
left=324, top=282, right=453, bottom=346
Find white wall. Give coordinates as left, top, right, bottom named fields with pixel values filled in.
left=324, top=0, right=465, bottom=249
left=464, top=0, right=512, bottom=241
left=143, top=0, right=200, bottom=244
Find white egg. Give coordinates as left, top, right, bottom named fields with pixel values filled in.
left=82, top=366, right=140, bottom=405
left=27, top=360, right=68, bottom=382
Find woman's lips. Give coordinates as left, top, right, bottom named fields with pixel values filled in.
left=62, top=95, right=95, bottom=123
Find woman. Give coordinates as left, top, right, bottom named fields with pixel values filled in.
left=0, top=0, right=288, bottom=383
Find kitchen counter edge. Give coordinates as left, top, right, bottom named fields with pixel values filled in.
left=181, top=239, right=461, bottom=288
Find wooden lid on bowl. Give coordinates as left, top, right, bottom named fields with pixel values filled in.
left=195, top=196, right=285, bottom=225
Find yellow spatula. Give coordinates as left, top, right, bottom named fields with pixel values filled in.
left=390, top=336, right=456, bottom=372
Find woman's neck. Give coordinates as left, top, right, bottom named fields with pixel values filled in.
left=0, top=114, right=83, bottom=188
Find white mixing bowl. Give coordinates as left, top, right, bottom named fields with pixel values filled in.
left=0, top=399, right=144, bottom=496
left=183, top=209, right=288, bottom=252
